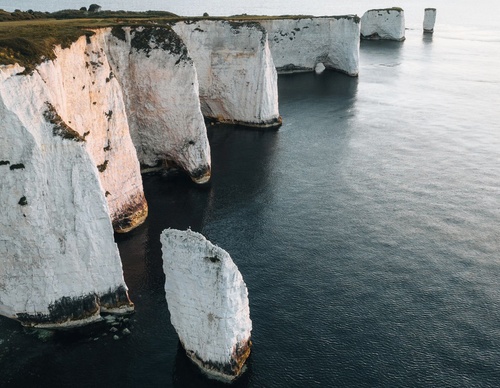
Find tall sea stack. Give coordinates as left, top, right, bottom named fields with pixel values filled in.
left=161, top=229, right=252, bottom=382
left=424, top=8, right=437, bottom=33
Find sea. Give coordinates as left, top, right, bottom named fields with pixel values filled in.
left=1, top=1, right=500, bottom=387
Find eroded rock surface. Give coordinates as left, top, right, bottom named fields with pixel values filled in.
left=35, top=31, right=148, bottom=232
left=173, top=20, right=281, bottom=128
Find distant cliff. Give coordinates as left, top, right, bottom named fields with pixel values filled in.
left=258, top=16, right=360, bottom=76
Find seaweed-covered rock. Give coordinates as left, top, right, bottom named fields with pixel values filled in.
left=161, top=229, right=252, bottom=382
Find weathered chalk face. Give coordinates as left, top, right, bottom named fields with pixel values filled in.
left=105, top=26, right=212, bottom=184
left=170, top=133, right=211, bottom=184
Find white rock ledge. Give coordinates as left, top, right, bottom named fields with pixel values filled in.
left=360, top=8, right=406, bottom=41
left=161, top=229, right=252, bottom=382
left=258, top=16, right=360, bottom=76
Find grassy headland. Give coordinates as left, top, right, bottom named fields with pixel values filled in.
left=0, top=8, right=359, bottom=72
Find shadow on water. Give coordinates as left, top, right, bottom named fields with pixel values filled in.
left=359, top=39, right=405, bottom=68
left=278, top=70, right=359, bottom=104
left=422, top=32, right=434, bottom=44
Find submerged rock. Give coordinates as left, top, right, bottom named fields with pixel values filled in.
left=424, top=8, right=437, bottom=33
left=161, top=229, right=252, bottom=382
left=360, top=8, right=406, bottom=41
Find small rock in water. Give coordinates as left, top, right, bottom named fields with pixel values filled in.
left=109, top=327, right=118, bottom=333
left=36, top=329, right=54, bottom=342
left=103, top=315, right=116, bottom=323
left=315, top=62, right=326, bottom=74
left=113, top=335, right=120, bottom=340
left=122, top=328, right=131, bottom=336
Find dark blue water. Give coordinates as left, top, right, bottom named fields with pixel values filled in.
left=1, top=26, right=500, bottom=387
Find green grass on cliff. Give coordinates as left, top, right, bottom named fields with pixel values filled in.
left=0, top=19, right=102, bottom=72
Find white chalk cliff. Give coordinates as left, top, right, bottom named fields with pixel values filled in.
left=105, top=26, right=211, bottom=183
left=161, top=229, right=252, bottom=382
left=33, top=31, right=148, bottom=233
left=0, top=63, right=133, bottom=328
left=258, top=16, right=360, bottom=76
left=0, top=25, right=212, bottom=327
left=173, top=20, right=281, bottom=128
left=360, top=8, right=406, bottom=41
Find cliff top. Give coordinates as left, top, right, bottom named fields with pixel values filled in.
left=0, top=9, right=359, bottom=72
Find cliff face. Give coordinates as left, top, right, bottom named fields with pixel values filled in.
left=105, top=26, right=211, bottom=183
left=360, top=9, right=406, bottom=41
left=34, top=31, right=148, bottom=232
left=259, top=16, right=360, bottom=76
left=161, top=229, right=252, bottom=382
left=0, top=64, right=133, bottom=327
left=173, top=20, right=281, bottom=128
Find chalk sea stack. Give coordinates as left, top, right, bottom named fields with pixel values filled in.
left=424, top=8, right=437, bottom=33
left=360, top=8, right=406, bottom=41
left=161, top=229, right=252, bottom=382
left=172, top=20, right=281, bottom=128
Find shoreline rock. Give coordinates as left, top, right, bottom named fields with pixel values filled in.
left=0, top=62, right=134, bottom=327
left=105, top=26, right=212, bottom=183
